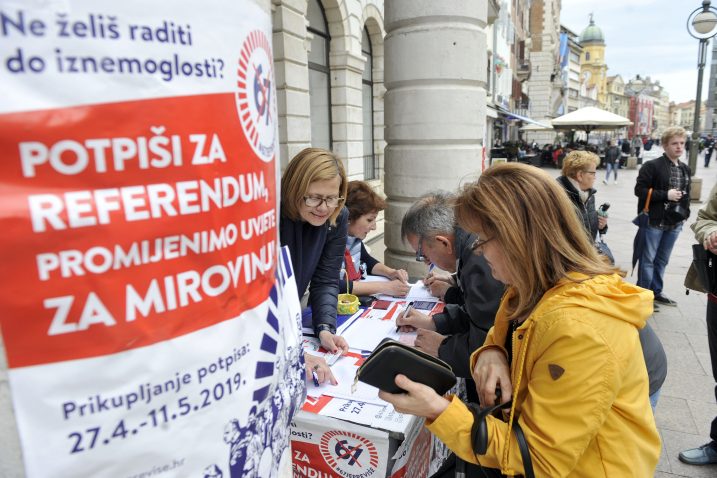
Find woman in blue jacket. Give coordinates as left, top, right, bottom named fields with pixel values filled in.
left=280, top=148, right=350, bottom=383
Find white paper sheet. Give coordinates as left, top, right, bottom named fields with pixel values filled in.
left=374, top=280, right=437, bottom=302
left=341, top=310, right=401, bottom=352
left=362, top=274, right=391, bottom=283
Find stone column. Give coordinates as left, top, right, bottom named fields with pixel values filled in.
left=383, top=1, right=488, bottom=277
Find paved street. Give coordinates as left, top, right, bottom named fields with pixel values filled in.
left=372, top=149, right=717, bottom=476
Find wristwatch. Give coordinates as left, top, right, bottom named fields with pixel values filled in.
left=316, top=323, right=336, bottom=335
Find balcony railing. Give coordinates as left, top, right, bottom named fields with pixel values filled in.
left=516, top=59, right=531, bottom=82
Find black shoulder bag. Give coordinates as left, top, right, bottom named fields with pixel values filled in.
left=692, top=244, right=717, bottom=294
left=464, top=400, right=535, bottom=478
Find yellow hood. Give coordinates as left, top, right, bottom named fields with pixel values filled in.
left=532, top=272, right=653, bottom=330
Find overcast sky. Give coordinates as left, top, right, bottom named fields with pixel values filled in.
left=560, top=0, right=713, bottom=104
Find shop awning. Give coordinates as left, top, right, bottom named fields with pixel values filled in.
left=496, top=106, right=552, bottom=129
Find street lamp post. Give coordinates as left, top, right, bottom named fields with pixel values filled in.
left=687, top=0, right=717, bottom=195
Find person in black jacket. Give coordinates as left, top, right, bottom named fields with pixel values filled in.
left=621, top=138, right=631, bottom=167
left=635, top=126, right=692, bottom=307
left=603, top=140, right=620, bottom=184
left=705, top=134, right=715, bottom=168
left=558, top=150, right=607, bottom=244
left=280, top=148, right=350, bottom=384
left=395, top=191, right=504, bottom=378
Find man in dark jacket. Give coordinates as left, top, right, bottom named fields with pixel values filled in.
left=706, top=134, right=715, bottom=168
left=621, top=138, right=631, bottom=167
left=603, top=140, right=621, bottom=184
left=635, top=126, right=691, bottom=307
left=395, top=191, right=504, bottom=378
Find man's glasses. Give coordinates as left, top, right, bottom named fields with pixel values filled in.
left=471, top=236, right=494, bottom=255
left=415, top=238, right=425, bottom=262
left=303, top=196, right=344, bottom=208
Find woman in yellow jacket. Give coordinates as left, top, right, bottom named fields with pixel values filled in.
left=380, top=163, right=661, bottom=477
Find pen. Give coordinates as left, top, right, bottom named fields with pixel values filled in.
left=396, top=302, right=413, bottom=332
left=312, top=370, right=320, bottom=387
left=425, top=264, right=435, bottom=288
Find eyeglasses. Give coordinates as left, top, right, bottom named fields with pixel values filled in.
left=583, top=170, right=597, bottom=175
left=415, top=238, right=425, bottom=262
left=303, top=196, right=344, bottom=208
left=471, top=236, right=494, bottom=255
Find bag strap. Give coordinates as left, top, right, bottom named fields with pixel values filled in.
left=643, top=188, right=653, bottom=213
left=467, top=400, right=535, bottom=478
left=512, top=421, right=535, bottom=478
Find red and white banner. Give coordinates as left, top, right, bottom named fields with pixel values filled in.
left=0, top=1, right=301, bottom=477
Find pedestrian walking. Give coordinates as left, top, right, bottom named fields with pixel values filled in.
left=632, top=136, right=643, bottom=165
left=634, top=127, right=692, bottom=307
left=603, top=140, right=620, bottom=184
left=621, top=138, right=631, bottom=168
left=705, top=134, right=715, bottom=168
left=679, top=182, right=717, bottom=466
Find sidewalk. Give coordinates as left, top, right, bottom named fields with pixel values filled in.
left=593, top=153, right=717, bottom=477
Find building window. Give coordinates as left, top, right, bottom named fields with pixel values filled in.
left=307, top=0, right=332, bottom=149
left=585, top=51, right=590, bottom=61
left=362, top=27, right=377, bottom=180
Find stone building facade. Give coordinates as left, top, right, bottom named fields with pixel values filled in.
left=525, top=0, right=562, bottom=145
left=606, top=75, right=629, bottom=119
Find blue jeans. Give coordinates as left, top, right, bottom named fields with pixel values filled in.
left=605, top=163, right=618, bottom=181
left=649, top=388, right=661, bottom=412
left=637, top=224, right=682, bottom=296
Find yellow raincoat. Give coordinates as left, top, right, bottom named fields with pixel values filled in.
left=427, top=273, right=661, bottom=477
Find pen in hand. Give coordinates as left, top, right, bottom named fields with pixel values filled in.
left=311, top=365, right=320, bottom=387
left=396, top=302, right=414, bottom=332
left=424, top=264, right=435, bottom=287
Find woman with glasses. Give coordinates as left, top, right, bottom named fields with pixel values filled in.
left=340, top=180, right=410, bottom=298
left=280, top=148, right=350, bottom=384
left=557, top=150, right=607, bottom=247
left=379, top=163, right=661, bottom=477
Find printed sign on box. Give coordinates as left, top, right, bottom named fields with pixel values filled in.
left=291, top=411, right=390, bottom=478
left=0, top=1, right=300, bottom=477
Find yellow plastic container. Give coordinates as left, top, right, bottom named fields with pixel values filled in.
left=337, top=270, right=359, bottom=315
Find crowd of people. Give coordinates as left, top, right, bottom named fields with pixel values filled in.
left=278, top=125, right=716, bottom=475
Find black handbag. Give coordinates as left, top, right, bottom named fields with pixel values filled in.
left=692, top=244, right=717, bottom=294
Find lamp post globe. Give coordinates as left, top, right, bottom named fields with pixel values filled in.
left=693, top=10, right=717, bottom=34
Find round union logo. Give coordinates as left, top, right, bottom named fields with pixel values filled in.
left=236, top=30, right=277, bottom=163
left=319, top=430, right=380, bottom=477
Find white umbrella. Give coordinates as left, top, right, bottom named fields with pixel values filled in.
left=551, top=106, right=632, bottom=140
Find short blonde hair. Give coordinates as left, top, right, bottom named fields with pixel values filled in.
left=661, top=126, right=686, bottom=146
left=562, top=150, right=599, bottom=179
left=455, top=163, right=618, bottom=321
left=281, top=148, right=348, bottom=226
